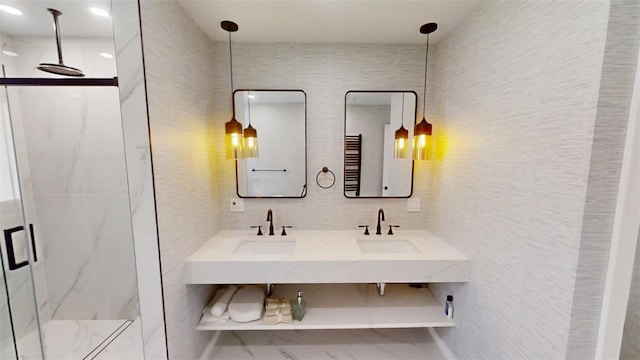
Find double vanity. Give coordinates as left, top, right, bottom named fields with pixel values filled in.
left=184, top=229, right=469, bottom=331
left=192, top=89, right=471, bottom=332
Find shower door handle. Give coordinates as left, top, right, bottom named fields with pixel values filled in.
left=3, top=224, right=37, bottom=271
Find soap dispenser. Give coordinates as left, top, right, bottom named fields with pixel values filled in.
left=292, top=290, right=306, bottom=321
left=445, top=295, right=454, bottom=319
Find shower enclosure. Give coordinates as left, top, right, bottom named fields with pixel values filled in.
left=0, top=1, right=159, bottom=358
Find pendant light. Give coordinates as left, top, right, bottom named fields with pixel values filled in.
left=243, top=92, right=259, bottom=158
left=394, top=93, right=409, bottom=158
left=222, top=20, right=244, bottom=160
left=413, top=22, right=437, bottom=161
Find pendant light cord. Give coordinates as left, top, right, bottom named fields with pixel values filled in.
left=228, top=31, right=234, bottom=92
left=401, top=92, right=405, bottom=127
left=422, top=33, right=429, bottom=118
left=228, top=31, right=236, bottom=119
left=247, top=93, right=252, bottom=125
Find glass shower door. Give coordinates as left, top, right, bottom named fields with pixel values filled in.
left=0, top=84, right=44, bottom=359
left=0, top=259, right=17, bottom=359
left=0, top=2, right=146, bottom=358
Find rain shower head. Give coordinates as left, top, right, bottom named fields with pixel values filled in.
left=37, top=8, right=84, bottom=77
left=37, top=62, right=84, bottom=77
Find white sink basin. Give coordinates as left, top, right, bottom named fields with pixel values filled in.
left=357, top=239, right=419, bottom=254
left=232, top=240, right=296, bottom=255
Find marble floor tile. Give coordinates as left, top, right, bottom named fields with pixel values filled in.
left=9, top=319, right=144, bottom=360
left=209, top=328, right=446, bottom=360
left=93, top=319, right=144, bottom=360
left=42, top=320, right=127, bottom=360
left=2, top=323, right=41, bottom=359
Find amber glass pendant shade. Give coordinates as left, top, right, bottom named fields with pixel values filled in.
left=394, top=125, right=409, bottom=158
left=243, top=123, right=259, bottom=158
left=413, top=117, right=433, bottom=160
left=225, top=117, right=244, bottom=159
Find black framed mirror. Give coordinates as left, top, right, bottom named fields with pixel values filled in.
left=234, top=89, right=307, bottom=198
left=344, top=91, right=415, bottom=198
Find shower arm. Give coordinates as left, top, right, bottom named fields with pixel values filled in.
left=49, top=8, right=65, bottom=65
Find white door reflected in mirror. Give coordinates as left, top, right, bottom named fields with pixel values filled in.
left=344, top=91, right=415, bottom=198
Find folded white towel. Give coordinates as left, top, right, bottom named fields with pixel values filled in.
left=228, top=285, right=265, bottom=323
left=203, top=289, right=223, bottom=314
left=201, top=310, right=230, bottom=323
left=209, top=285, right=238, bottom=317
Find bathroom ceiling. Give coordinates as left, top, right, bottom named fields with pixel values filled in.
left=178, top=0, right=483, bottom=44
left=0, top=1, right=482, bottom=43
left=0, top=0, right=113, bottom=38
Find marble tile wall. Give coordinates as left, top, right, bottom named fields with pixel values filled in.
left=112, top=0, right=168, bottom=357
left=5, top=37, right=139, bottom=320
left=138, top=1, right=219, bottom=359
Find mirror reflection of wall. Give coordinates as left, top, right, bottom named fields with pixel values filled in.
left=620, top=227, right=640, bottom=360
left=234, top=90, right=307, bottom=198
left=344, top=91, right=415, bottom=198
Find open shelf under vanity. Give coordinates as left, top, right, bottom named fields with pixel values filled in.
left=196, top=283, right=454, bottom=331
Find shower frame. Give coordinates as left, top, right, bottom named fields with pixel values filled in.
left=0, top=1, right=168, bottom=358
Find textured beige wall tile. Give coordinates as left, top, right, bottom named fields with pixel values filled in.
left=139, top=1, right=640, bottom=359
left=426, top=2, right=614, bottom=359
left=211, top=42, right=431, bottom=231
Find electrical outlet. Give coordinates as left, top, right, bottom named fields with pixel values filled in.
left=230, top=198, right=244, bottom=212
left=407, top=198, right=421, bottom=212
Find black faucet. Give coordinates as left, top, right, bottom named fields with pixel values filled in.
left=376, top=208, right=385, bottom=235
left=266, top=209, right=275, bottom=236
